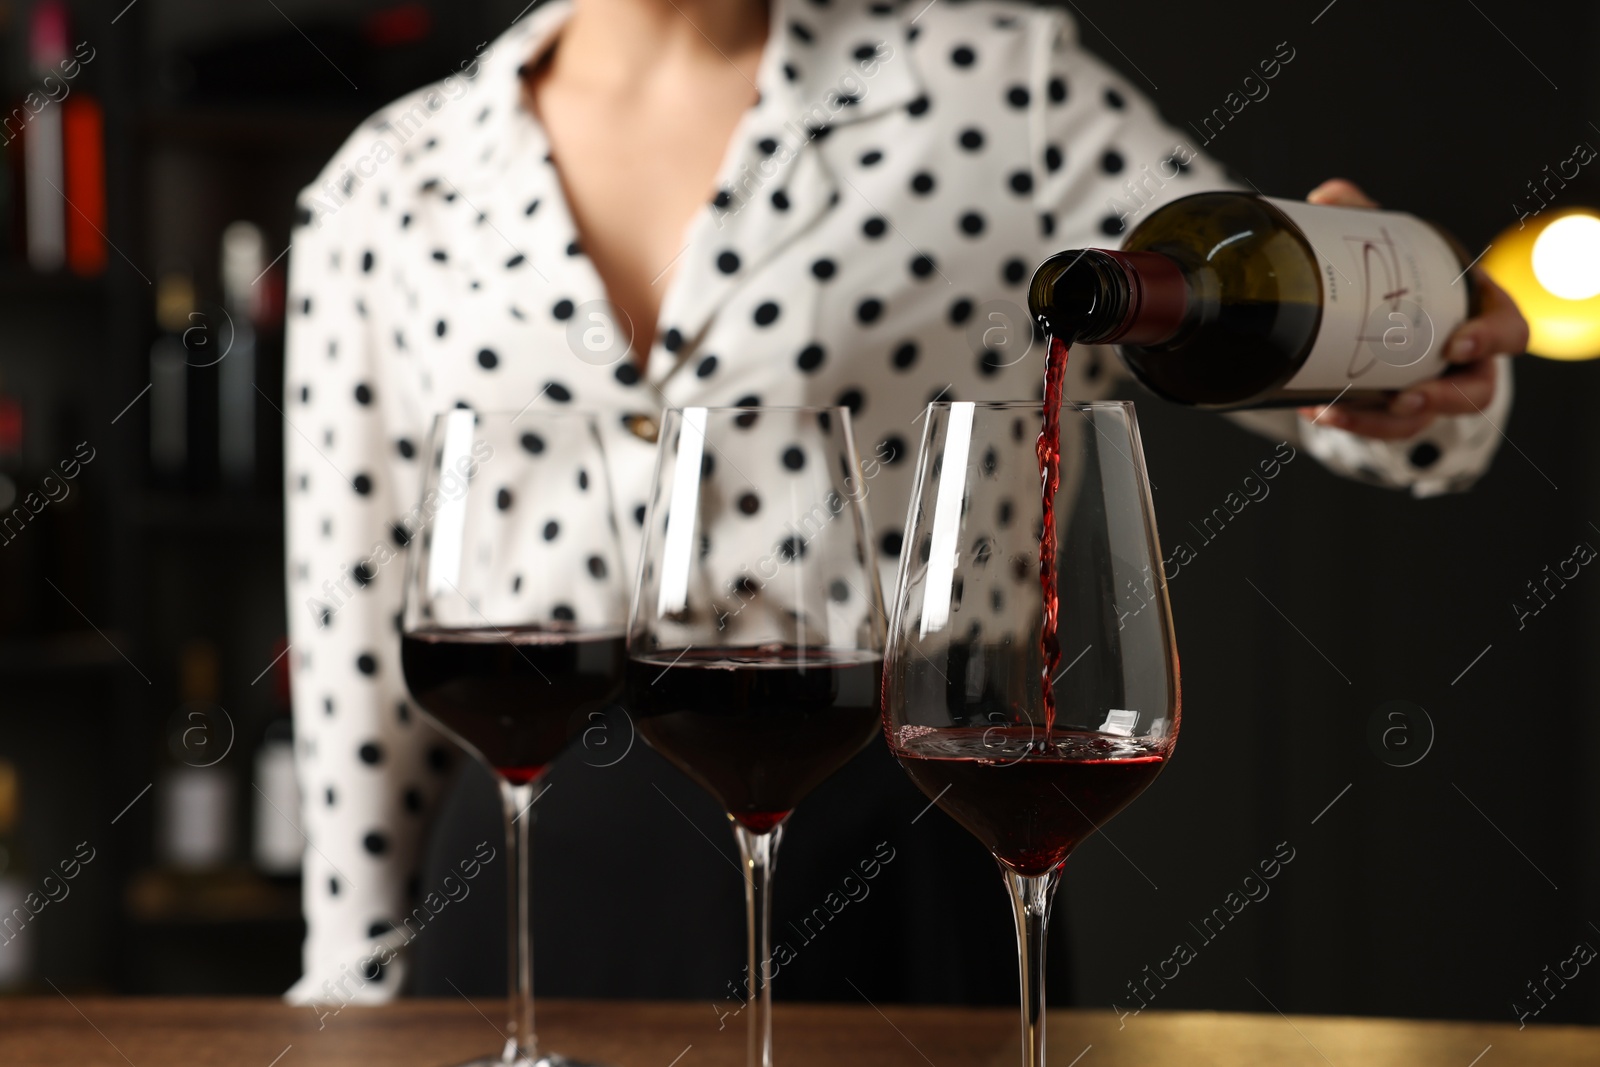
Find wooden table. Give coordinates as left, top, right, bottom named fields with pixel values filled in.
left=0, top=998, right=1595, bottom=1066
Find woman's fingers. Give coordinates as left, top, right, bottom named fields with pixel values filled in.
left=1298, top=360, right=1498, bottom=440
left=1357, top=273, right=1521, bottom=431
left=1294, top=180, right=1524, bottom=443
left=1445, top=270, right=1530, bottom=363
left=1299, top=404, right=1433, bottom=441
left=1306, top=178, right=1379, bottom=209
left=1391, top=357, right=1498, bottom=418
left=1302, top=186, right=1527, bottom=362
left=1299, top=361, right=1500, bottom=441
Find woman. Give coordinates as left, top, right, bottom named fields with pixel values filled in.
left=282, top=0, right=1526, bottom=1003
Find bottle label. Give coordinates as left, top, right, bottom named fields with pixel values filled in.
left=1266, top=197, right=1469, bottom=393
left=161, top=767, right=235, bottom=870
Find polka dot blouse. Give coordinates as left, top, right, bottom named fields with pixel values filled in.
left=281, top=0, right=1511, bottom=1002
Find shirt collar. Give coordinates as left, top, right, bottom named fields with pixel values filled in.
left=446, top=0, right=923, bottom=367
left=754, top=0, right=922, bottom=131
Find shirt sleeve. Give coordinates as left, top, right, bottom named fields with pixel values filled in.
left=1024, top=10, right=1511, bottom=496
left=281, top=136, right=446, bottom=1005
left=1229, top=358, right=1513, bottom=497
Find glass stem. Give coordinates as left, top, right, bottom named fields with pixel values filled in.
left=1003, top=866, right=1061, bottom=1067
left=498, top=778, right=539, bottom=1065
left=733, top=822, right=784, bottom=1067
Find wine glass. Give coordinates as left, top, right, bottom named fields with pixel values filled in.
left=882, top=400, right=1179, bottom=1067
left=626, top=406, right=886, bottom=1067
left=401, top=409, right=627, bottom=1067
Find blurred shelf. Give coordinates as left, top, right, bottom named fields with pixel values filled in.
left=126, top=866, right=300, bottom=925
left=0, top=630, right=130, bottom=676
left=130, top=492, right=281, bottom=535
left=142, top=107, right=368, bottom=151
left=122, top=869, right=304, bottom=995
left=0, top=266, right=106, bottom=300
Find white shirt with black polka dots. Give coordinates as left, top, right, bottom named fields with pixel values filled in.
left=281, top=0, right=1510, bottom=1002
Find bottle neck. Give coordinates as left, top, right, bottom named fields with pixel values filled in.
left=1029, top=249, right=1190, bottom=346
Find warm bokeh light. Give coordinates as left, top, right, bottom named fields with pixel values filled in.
left=1532, top=215, right=1600, bottom=300
left=1483, top=208, right=1600, bottom=360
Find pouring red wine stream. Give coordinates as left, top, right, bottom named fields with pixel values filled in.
left=1036, top=335, right=1068, bottom=738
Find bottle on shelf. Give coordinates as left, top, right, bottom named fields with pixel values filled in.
left=0, top=371, right=22, bottom=513
left=0, top=760, right=32, bottom=993
left=251, top=636, right=300, bottom=879
left=1028, top=191, right=1482, bottom=409
left=60, top=62, right=105, bottom=278
left=158, top=641, right=236, bottom=872
left=128, top=643, right=302, bottom=929
left=0, top=8, right=14, bottom=263
left=218, top=221, right=261, bottom=490
left=15, top=0, right=103, bottom=276
left=149, top=272, right=193, bottom=488
left=0, top=377, right=33, bottom=637
left=22, top=0, right=66, bottom=273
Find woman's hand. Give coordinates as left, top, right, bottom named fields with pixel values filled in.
left=1296, top=178, right=1529, bottom=441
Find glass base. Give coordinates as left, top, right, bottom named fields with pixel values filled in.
left=448, top=1047, right=609, bottom=1067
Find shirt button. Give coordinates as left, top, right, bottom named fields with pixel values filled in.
left=624, top=413, right=659, bottom=443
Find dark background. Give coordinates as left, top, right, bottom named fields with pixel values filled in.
left=2, top=0, right=1597, bottom=1030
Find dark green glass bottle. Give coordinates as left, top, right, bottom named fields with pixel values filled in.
left=1029, top=192, right=1482, bottom=409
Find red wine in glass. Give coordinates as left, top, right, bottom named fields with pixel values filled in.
left=891, top=726, right=1165, bottom=876
left=628, top=405, right=888, bottom=1067
left=399, top=409, right=628, bottom=1067
left=402, top=626, right=626, bottom=783
left=629, top=646, right=883, bottom=833
left=883, top=397, right=1177, bottom=1067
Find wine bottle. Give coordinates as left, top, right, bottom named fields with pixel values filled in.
left=158, top=641, right=236, bottom=872
left=0, top=378, right=33, bottom=638
left=218, top=221, right=261, bottom=490
left=0, top=760, right=32, bottom=992
left=22, top=0, right=67, bottom=273
left=149, top=273, right=193, bottom=487
left=61, top=88, right=106, bottom=278
left=251, top=637, right=299, bottom=879
left=1028, top=191, right=1482, bottom=409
